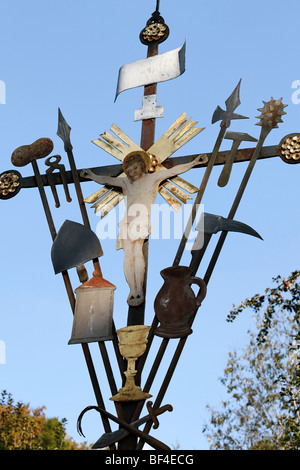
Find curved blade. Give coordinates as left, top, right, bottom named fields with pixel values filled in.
left=196, top=213, right=263, bottom=239
left=217, top=216, right=263, bottom=239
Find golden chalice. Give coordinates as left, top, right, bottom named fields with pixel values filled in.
left=110, top=325, right=152, bottom=402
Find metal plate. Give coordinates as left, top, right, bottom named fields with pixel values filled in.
left=115, top=42, right=186, bottom=100
left=51, top=220, right=103, bottom=274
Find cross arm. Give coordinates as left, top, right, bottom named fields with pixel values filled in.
left=0, top=143, right=294, bottom=199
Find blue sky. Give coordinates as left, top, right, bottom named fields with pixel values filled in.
left=0, top=0, right=299, bottom=450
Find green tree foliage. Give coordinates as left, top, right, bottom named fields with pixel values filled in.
left=203, top=271, right=300, bottom=450
left=0, top=390, right=90, bottom=450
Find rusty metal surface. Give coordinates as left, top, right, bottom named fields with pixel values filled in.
left=218, top=131, right=257, bottom=187
left=9, top=144, right=284, bottom=192
left=45, top=155, right=72, bottom=207
left=92, top=403, right=173, bottom=448
left=77, top=404, right=171, bottom=450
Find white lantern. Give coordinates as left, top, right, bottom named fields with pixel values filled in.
left=68, top=270, right=116, bottom=345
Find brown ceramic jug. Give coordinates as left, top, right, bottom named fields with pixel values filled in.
left=154, top=266, right=207, bottom=338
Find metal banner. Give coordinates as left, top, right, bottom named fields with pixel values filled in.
left=115, top=41, right=186, bottom=100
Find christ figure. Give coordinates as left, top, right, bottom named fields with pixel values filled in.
left=81, top=151, right=207, bottom=306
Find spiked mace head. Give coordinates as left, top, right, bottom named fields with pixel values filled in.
left=256, top=97, right=287, bottom=131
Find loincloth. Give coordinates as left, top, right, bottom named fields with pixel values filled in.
left=116, top=218, right=151, bottom=250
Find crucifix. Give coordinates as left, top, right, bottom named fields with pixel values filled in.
left=1, top=1, right=300, bottom=451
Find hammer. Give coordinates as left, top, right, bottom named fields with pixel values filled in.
left=218, top=131, right=257, bottom=187
left=11, top=138, right=57, bottom=239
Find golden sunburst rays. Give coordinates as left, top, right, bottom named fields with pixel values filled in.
left=84, top=113, right=204, bottom=218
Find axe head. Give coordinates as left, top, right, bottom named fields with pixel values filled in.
left=196, top=212, right=263, bottom=239
left=211, top=106, right=248, bottom=125
left=212, top=80, right=248, bottom=125
left=51, top=220, right=103, bottom=274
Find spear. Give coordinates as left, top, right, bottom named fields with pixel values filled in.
left=57, top=109, right=92, bottom=229
left=173, top=79, right=248, bottom=266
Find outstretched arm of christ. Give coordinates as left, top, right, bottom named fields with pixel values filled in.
left=80, top=169, right=126, bottom=188
left=153, top=154, right=208, bottom=184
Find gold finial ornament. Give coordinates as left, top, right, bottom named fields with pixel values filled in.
left=278, top=134, right=300, bottom=164
left=141, top=22, right=168, bottom=43
left=0, top=171, right=22, bottom=199
left=139, top=1, right=169, bottom=45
